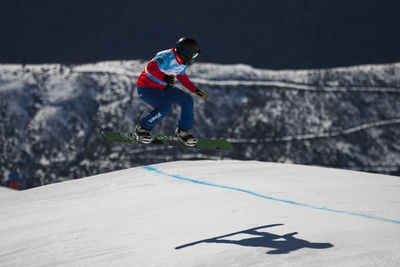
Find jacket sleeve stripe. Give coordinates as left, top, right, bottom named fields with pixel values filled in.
left=145, top=60, right=167, bottom=86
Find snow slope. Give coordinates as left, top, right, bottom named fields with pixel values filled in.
left=1, top=160, right=399, bottom=266
left=1, top=61, right=400, bottom=189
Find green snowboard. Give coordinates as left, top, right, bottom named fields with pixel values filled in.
left=102, top=130, right=233, bottom=151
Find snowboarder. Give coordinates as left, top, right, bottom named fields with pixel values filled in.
left=8, top=168, right=20, bottom=190
left=135, top=37, right=208, bottom=146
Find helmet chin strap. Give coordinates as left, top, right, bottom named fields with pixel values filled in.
left=178, top=50, right=194, bottom=65
left=184, top=56, right=194, bottom=65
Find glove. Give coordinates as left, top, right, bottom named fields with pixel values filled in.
left=163, top=75, right=175, bottom=87
left=194, top=89, right=209, bottom=101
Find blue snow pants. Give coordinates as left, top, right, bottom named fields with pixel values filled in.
left=137, top=86, right=194, bottom=131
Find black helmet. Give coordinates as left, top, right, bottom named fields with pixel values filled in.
left=176, top=37, right=200, bottom=65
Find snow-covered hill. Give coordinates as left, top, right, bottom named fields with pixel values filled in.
left=1, top=61, right=400, bottom=188
left=1, top=160, right=399, bottom=266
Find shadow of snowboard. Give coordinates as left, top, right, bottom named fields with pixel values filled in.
left=176, top=224, right=333, bottom=254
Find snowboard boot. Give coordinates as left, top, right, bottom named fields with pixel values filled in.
left=175, top=127, right=198, bottom=147
left=134, top=123, right=152, bottom=144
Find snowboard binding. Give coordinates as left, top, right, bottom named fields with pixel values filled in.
left=175, top=127, right=198, bottom=147
left=134, top=124, right=153, bottom=144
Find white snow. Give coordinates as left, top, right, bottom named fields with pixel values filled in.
left=1, top=60, right=400, bottom=186
left=1, top=160, right=399, bottom=266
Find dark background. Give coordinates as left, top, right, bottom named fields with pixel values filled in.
left=0, top=0, right=399, bottom=69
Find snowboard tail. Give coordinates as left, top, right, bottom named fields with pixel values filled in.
left=102, top=130, right=233, bottom=151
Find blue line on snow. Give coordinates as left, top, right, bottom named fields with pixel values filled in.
left=142, top=166, right=400, bottom=225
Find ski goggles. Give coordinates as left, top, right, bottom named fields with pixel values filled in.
left=180, top=47, right=200, bottom=59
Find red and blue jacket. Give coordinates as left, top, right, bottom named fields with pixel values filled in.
left=137, top=48, right=197, bottom=92
left=9, top=171, right=20, bottom=182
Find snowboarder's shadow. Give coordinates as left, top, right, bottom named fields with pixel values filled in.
left=175, top=224, right=333, bottom=254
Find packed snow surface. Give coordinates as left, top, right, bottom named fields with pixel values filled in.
left=1, top=160, right=399, bottom=266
